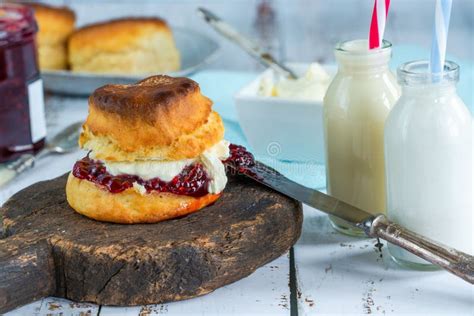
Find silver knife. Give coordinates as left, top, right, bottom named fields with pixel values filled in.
left=0, top=122, right=82, bottom=187
left=197, top=7, right=298, bottom=79
left=228, top=161, right=474, bottom=284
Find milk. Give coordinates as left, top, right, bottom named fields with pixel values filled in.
left=385, top=61, right=473, bottom=267
left=323, top=39, right=400, bottom=236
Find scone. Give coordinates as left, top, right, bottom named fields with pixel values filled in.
left=28, top=3, right=75, bottom=70
left=68, top=18, right=180, bottom=75
left=66, top=75, right=230, bottom=224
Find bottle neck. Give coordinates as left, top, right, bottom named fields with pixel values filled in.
left=337, top=62, right=390, bottom=75
left=397, top=60, right=460, bottom=99
left=401, top=82, right=457, bottom=98
left=335, top=48, right=392, bottom=75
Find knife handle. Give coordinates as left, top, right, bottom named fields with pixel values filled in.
left=0, top=154, right=35, bottom=187
left=365, top=215, right=474, bottom=284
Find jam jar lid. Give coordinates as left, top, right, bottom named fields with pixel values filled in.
left=0, top=3, right=37, bottom=46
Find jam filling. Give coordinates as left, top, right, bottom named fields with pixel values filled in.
left=72, top=143, right=256, bottom=197
left=224, top=144, right=257, bottom=176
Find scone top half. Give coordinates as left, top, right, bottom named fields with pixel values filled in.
left=81, top=75, right=225, bottom=162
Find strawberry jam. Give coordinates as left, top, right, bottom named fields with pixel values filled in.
left=72, top=157, right=210, bottom=197
left=224, top=144, right=256, bottom=174
left=72, top=144, right=256, bottom=196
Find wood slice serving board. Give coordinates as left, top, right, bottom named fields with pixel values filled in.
left=0, top=174, right=302, bottom=313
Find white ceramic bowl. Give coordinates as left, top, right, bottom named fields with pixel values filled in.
left=234, top=63, right=334, bottom=163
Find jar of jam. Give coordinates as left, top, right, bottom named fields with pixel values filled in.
left=0, top=4, right=46, bottom=163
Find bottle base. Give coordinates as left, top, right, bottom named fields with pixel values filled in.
left=390, top=255, right=440, bottom=271
left=329, top=215, right=367, bottom=237
left=388, top=244, right=440, bottom=271
left=0, top=139, right=45, bottom=163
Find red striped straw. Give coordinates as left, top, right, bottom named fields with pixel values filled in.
left=369, top=0, right=391, bottom=49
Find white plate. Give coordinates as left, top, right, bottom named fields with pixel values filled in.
left=41, top=27, right=220, bottom=96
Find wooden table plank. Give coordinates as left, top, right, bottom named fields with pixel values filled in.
left=99, top=254, right=292, bottom=316
left=294, top=205, right=473, bottom=315
left=6, top=297, right=99, bottom=316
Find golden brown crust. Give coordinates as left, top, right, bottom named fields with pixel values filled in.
left=80, top=76, right=224, bottom=161
left=68, top=18, right=180, bottom=74
left=69, top=18, right=167, bottom=50
left=90, top=76, right=202, bottom=124
left=66, top=173, right=221, bottom=224
left=28, top=3, right=75, bottom=43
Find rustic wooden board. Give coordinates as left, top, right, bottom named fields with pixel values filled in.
left=99, top=254, right=292, bottom=316
left=0, top=174, right=302, bottom=314
left=6, top=254, right=293, bottom=316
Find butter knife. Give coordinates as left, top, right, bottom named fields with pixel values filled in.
left=0, top=122, right=82, bottom=187
left=228, top=161, right=474, bottom=284
left=197, top=7, right=298, bottom=79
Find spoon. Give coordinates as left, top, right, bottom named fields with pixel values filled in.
left=197, top=7, right=298, bottom=79
left=0, top=122, right=83, bottom=187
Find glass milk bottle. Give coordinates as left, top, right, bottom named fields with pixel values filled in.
left=323, top=40, right=400, bottom=236
left=385, top=61, right=473, bottom=269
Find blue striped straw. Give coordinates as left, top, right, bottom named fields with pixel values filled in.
left=430, top=0, right=453, bottom=82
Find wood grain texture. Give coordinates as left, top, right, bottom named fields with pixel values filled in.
left=0, top=173, right=302, bottom=313
left=0, top=239, right=55, bottom=312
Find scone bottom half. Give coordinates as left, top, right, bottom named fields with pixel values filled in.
left=66, top=75, right=256, bottom=224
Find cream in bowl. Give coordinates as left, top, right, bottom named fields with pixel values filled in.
left=257, top=63, right=331, bottom=100
left=235, top=63, right=334, bottom=162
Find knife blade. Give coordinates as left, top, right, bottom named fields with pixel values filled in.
left=226, top=160, right=474, bottom=284
left=249, top=161, right=374, bottom=227
left=197, top=7, right=298, bottom=79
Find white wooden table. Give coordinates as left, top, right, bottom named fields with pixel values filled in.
left=1, top=89, right=473, bottom=316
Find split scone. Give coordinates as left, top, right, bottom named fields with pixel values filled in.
left=66, top=75, right=238, bottom=224
left=28, top=3, right=75, bottom=70
left=68, top=18, right=180, bottom=75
